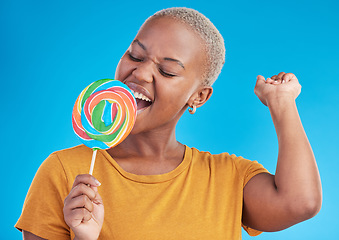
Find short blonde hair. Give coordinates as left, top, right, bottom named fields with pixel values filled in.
left=150, top=7, right=225, bottom=86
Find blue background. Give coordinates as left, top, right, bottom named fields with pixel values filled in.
left=2, top=0, right=338, bottom=239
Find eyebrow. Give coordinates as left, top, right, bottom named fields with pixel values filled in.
left=133, top=39, right=146, bottom=50
left=132, top=39, right=185, bottom=70
left=164, top=57, right=185, bottom=69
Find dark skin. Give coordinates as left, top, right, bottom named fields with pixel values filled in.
left=23, top=17, right=322, bottom=239
left=243, top=72, right=322, bottom=231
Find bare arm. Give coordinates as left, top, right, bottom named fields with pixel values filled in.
left=242, top=72, right=322, bottom=231
left=23, top=231, right=46, bottom=240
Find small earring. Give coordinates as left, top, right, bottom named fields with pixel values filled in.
left=189, top=105, right=196, bottom=114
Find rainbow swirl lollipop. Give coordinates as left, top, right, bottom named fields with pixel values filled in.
left=72, top=79, right=137, bottom=174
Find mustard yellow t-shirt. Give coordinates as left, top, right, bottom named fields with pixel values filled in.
left=16, top=145, right=269, bottom=239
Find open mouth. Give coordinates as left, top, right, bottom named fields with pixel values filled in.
left=131, top=90, right=153, bottom=112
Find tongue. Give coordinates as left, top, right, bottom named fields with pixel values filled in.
left=136, top=99, right=152, bottom=110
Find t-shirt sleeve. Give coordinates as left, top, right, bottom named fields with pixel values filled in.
left=15, top=153, right=71, bottom=239
left=232, top=155, right=270, bottom=237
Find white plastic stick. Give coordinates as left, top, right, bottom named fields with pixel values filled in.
left=89, top=149, right=98, bottom=175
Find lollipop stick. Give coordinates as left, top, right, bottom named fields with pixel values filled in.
left=89, top=149, right=98, bottom=175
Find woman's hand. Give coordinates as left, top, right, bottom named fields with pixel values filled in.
left=63, top=174, right=104, bottom=240
left=243, top=72, right=321, bottom=231
left=254, top=72, right=301, bottom=107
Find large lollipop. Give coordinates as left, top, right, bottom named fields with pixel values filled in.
left=72, top=79, right=137, bottom=175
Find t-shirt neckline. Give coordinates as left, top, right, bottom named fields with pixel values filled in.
left=100, top=145, right=192, bottom=184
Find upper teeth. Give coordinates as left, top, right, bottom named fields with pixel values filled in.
left=131, top=90, right=152, bottom=102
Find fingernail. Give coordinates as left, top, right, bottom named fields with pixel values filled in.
left=95, top=179, right=101, bottom=186
left=282, top=80, right=286, bottom=83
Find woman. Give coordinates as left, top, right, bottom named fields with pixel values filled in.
left=16, top=7, right=322, bottom=240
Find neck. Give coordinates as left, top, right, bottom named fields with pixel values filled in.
left=107, top=124, right=183, bottom=160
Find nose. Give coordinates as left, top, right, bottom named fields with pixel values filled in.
left=132, top=60, right=154, bottom=83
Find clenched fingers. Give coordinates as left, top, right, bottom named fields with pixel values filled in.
left=66, top=193, right=95, bottom=212
left=68, top=208, right=93, bottom=227
left=72, top=174, right=101, bottom=188
left=270, top=72, right=286, bottom=84
left=276, top=72, right=286, bottom=80
left=282, top=72, right=297, bottom=83
left=66, top=183, right=97, bottom=202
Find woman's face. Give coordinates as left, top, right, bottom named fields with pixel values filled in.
left=115, top=17, right=208, bottom=134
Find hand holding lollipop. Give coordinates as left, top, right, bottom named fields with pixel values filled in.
left=65, top=79, right=136, bottom=239
left=72, top=79, right=137, bottom=174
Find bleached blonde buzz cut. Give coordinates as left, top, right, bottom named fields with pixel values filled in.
left=150, top=7, right=225, bottom=86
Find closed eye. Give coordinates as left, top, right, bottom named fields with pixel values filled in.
left=158, top=68, right=176, bottom=77
left=128, top=53, right=143, bottom=62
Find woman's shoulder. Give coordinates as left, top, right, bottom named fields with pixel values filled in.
left=188, top=146, right=264, bottom=171
left=42, top=145, right=94, bottom=175
left=188, top=146, right=269, bottom=184
left=189, top=146, right=239, bottom=162
left=52, top=145, right=93, bottom=162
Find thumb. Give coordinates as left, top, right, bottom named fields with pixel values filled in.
left=256, top=75, right=266, bottom=87
left=257, top=75, right=265, bottom=82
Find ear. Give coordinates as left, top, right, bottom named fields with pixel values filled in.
left=187, top=86, right=213, bottom=108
